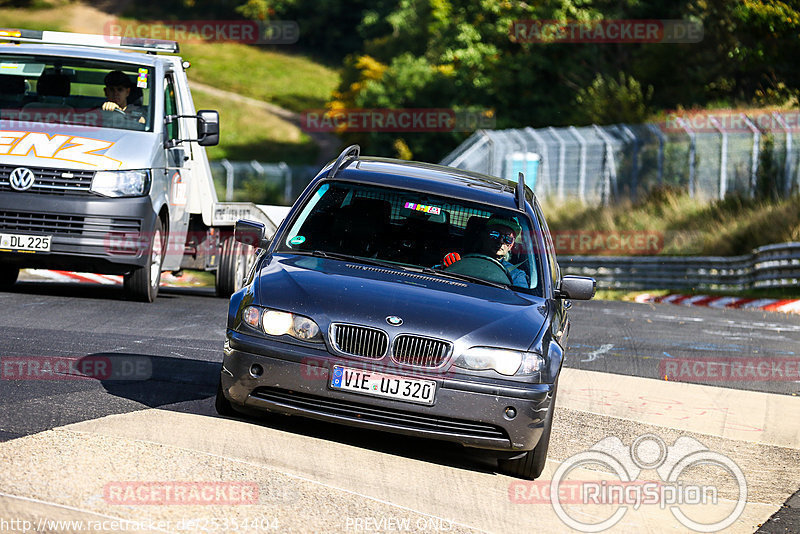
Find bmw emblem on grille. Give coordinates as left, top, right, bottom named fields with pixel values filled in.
left=9, top=167, right=35, bottom=192
left=386, top=316, right=403, bottom=326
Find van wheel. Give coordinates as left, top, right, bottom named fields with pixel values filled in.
left=498, top=381, right=558, bottom=480
left=0, top=266, right=19, bottom=288
left=216, top=235, right=247, bottom=297
left=124, top=218, right=165, bottom=302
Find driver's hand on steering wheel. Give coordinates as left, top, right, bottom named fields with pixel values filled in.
left=102, top=101, right=123, bottom=112
left=443, top=252, right=461, bottom=266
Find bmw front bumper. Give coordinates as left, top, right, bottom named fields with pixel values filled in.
left=220, top=331, right=556, bottom=454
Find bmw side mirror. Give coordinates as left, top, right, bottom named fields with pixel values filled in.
left=234, top=219, right=267, bottom=248
left=557, top=275, right=596, bottom=300
left=197, top=110, right=219, bottom=146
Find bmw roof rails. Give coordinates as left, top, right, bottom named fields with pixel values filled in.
left=328, top=145, right=360, bottom=179
left=516, top=172, right=526, bottom=211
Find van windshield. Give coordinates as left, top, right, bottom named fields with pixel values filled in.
left=0, top=56, right=154, bottom=132
left=277, top=180, right=544, bottom=293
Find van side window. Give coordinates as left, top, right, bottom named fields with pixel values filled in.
left=164, top=76, right=179, bottom=141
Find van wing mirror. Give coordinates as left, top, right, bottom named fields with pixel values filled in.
left=197, top=110, right=219, bottom=146
left=557, top=275, right=596, bottom=300
left=234, top=219, right=267, bottom=248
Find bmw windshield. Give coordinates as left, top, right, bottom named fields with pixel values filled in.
left=276, top=180, right=544, bottom=293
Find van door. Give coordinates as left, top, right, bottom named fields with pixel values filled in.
left=161, top=73, right=191, bottom=271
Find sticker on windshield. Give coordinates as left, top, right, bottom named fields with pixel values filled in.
left=289, top=235, right=306, bottom=245
left=137, top=68, right=148, bottom=89
left=405, top=202, right=441, bottom=215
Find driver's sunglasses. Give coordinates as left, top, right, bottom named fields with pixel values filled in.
left=487, top=230, right=515, bottom=245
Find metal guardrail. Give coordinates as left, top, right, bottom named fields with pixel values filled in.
left=560, top=242, right=800, bottom=290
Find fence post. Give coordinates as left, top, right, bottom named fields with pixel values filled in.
left=480, top=130, right=495, bottom=177
left=568, top=126, right=587, bottom=203
left=773, top=112, right=794, bottom=195
left=709, top=117, right=728, bottom=199
left=592, top=125, right=618, bottom=205
left=548, top=127, right=567, bottom=201
left=648, top=123, right=666, bottom=185
left=278, top=161, right=291, bottom=203
left=676, top=118, right=697, bottom=198
left=525, top=127, right=551, bottom=198
left=221, top=158, right=234, bottom=201
left=621, top=124, right=640, bottom=196
left=741, top=114, right=760, bottom=198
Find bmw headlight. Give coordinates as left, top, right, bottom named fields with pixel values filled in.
left=91, top=170, right=151, bottom=197
left=242, top=306, right=323, bottom=342
left=454, top=347, right=544, bottom=376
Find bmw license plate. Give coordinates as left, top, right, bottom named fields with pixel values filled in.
left=0, top=234, right=51, bottom=252
left=330, top=365, right=436, bottom=405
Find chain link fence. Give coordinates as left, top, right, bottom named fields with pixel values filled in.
left=440, top=112, right=800, bottom=204
left=209, top=160, right=318, bottom=205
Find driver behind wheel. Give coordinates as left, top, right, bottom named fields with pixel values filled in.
left=102, top=70, right=145, bottom=124
left=442, top=217, right=529, bottom=286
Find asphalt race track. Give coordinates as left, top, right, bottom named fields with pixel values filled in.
left=1, top=277, right=799, bottom=533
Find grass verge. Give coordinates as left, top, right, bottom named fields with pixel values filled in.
left=544, top=186, right=800, bottom=256
left=192, top=87, right=318, bottom=163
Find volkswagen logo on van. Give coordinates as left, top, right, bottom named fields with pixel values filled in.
left=9, top=167, right=35, bottom=191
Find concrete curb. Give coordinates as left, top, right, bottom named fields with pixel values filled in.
left=634, top=293, right=800, bottom=314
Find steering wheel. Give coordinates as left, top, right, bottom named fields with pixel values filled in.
left=442, top=253, right=513, bottom=285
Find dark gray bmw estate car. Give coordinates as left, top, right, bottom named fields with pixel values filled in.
left=216, top=146, right=595, bottom=479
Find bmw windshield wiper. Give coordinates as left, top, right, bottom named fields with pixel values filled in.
left=310, top=250, right=416, bottom=272
left=421, top=267, right=509, bottom=289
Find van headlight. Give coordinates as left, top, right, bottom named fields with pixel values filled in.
left=91, top=170, right=151, bottom=197
left=454, top=347, right=544, bottom=376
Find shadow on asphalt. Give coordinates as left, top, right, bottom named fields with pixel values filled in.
left=91, top=353, right=499, bottom=476
left=6, top=281, right=217, bottom=301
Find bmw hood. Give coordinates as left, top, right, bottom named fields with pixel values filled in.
left=254, top=255, right=549, bottom=351
left=0, top=122, right=157, bottom=170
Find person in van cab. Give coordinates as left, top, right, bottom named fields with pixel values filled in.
left=102, top=70, right=145, bottom=124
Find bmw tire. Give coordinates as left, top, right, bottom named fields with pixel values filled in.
left=498, top=380, right=558, bottom=480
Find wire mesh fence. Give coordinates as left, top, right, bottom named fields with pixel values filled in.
left=440, top=111, right=800, bottom=204
left=209, top=160, right=318, bottom=205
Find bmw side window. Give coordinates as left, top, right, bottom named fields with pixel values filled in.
left=534, top=201, right=560, bottom=291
